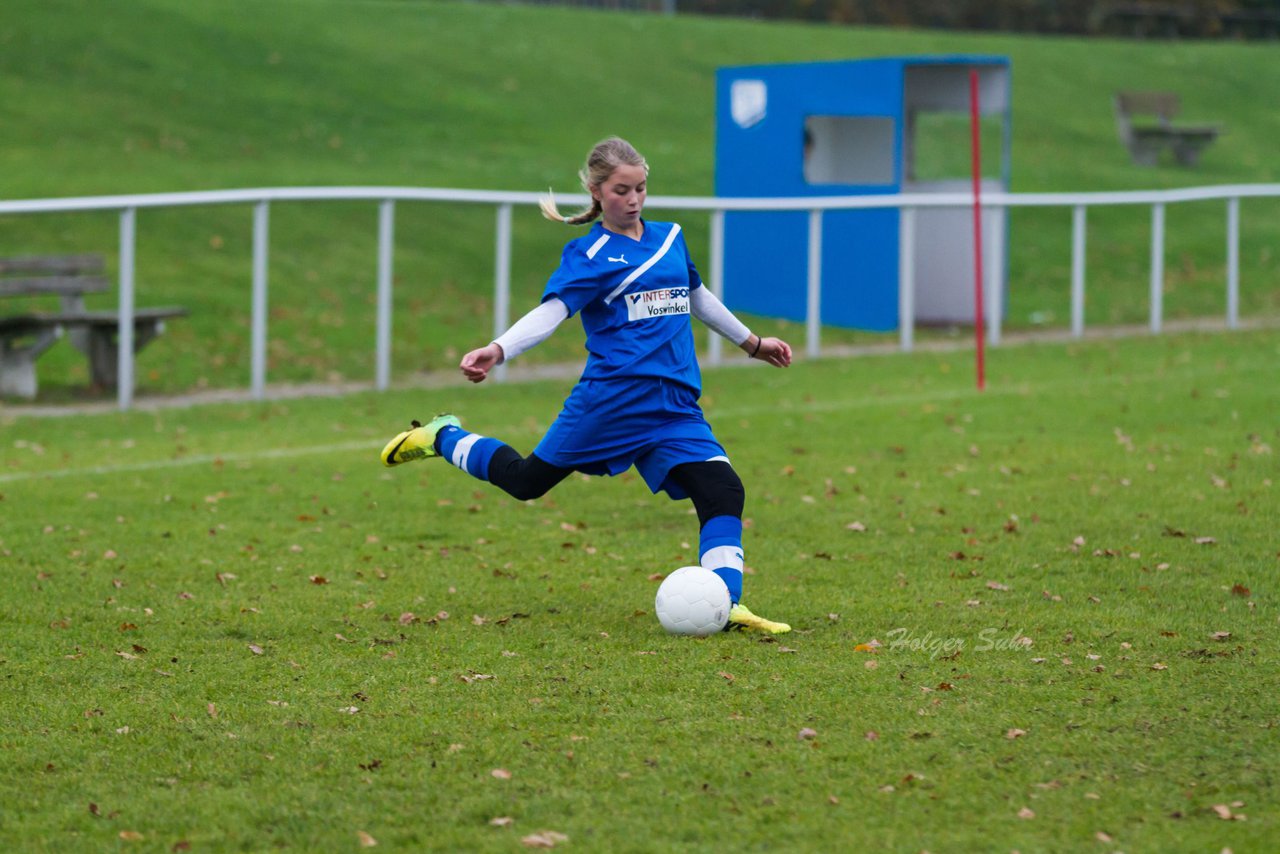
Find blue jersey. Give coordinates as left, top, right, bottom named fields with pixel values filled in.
left=542, top=220, right=704, bottom=392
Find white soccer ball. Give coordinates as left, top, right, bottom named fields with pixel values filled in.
left=654, top=566, right=731, bottom=636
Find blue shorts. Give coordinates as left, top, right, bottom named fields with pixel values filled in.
left=533, top=377, right=728, bottom=499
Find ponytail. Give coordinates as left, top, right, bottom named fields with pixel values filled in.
left=539, top=190, right=602, bottom=226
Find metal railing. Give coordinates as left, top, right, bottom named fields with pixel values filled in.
left=1, top=182, right=1277, bottom=410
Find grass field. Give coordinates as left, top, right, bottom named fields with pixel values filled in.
left=2, top=0, right=1279, bottom=399
left=1, top=329, right=1276, bottom=851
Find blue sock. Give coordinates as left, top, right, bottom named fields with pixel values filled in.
left=435, top=425, right=502, bottom=482
left=700, top=515, right=744, bottom=604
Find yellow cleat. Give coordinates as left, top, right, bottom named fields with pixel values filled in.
left=727, top=602, right=791, bottom=634
left=380, top=414, right=461, bottom=467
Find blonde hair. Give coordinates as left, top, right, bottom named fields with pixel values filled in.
left=539, top=136, right=649, bottom=226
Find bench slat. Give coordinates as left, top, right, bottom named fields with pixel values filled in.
left=0, top=275, right=111, bottom=296
left=0, top=308, right=188, bottom=335
left=0, top=254, right=104, bottom=275
left=50, top=308, right=189, bottom=324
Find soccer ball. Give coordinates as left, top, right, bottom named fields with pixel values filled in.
left=654, top=566, right=731, bottom=636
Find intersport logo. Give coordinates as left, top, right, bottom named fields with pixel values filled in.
left=626, top=287, right=690, bottom=321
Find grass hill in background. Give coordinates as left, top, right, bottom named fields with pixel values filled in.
left=2, top=0, right=1278, bottom=397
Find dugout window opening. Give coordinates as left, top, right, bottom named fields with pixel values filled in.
left=803, top=115, right=896, bottom=186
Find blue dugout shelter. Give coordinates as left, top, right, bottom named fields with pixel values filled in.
left=715, top=56, right=1011, bottom=330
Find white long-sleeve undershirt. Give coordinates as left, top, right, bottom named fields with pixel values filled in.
left=492, top=298, right=570, bottom=361
left=689, top=285, right=752, bottom=346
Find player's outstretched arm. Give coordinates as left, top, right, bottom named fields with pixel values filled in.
left=741, top=334, right=792, bottom=368
left=460, top=298, right=570, bottom=383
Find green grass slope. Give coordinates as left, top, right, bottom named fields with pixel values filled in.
left=2, top=0, right=1278, bottom=398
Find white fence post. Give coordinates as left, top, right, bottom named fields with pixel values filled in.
left=898, top=206, right=915, bottom=352
left=116, top=207, right=136, bottom=411
left=251, top=201, right=269, bottom=398
left=1149, top=202, right=1165, bottom=334
left=1070, top=205, right=1087, bottom=337
left=492, top=203, right=512, bottom=383
left=806, top=209, right=822, bottom=359
left=375, top=200, right=395, bottom=390
left=986, top=206, right=1004, bottom=346
left=707, top=208, right=724, bottom=367
left=1226, top=197, right=1240, bottom=330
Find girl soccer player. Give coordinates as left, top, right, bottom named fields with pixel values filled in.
left=381, top=137, right=793, bottom=633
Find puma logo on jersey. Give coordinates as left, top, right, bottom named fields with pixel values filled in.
left=607, top=255, right=628, bottom=264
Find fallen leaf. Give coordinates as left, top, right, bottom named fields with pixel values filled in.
left=718, top=671, right=735, bottom=683
left=398, top=612, right=417, bottom=625
left=1194, top=536, right=1217, bottom=545
left=798, top=727, right=818, bottom=740
left=1213, top=804, right=1233, bottom=820
left=521, top=830, right=568, bottom=848
left=491, top=768, right=512, bottom=780
left=865, top=730, right=879, bottom=741
left=1017, top=807, right=1035, bottom=819
left=357, top=830, right=378, bottom=847
left=1095, top=831, right=1113, bottom=842
left=1151, top=662, right=1168, bottom=671
left=337, top=706, right=360, bottom=714
left=309, top=575, right=328, bottom=585
left=1231, top=584, right=1250, bottom=597
left=119, top=831, right=144, bottom=841
left=1210, top=631, right=1232, bottom=641
left=986, top=581, right=1010, bottom=591
left=1006, top=728, right=1027, bottom=739
left=248, top=644, right=264, bottom=655
left=207, top=703, right=217, bottom=718
left=489, top=816, right=515, bottom=827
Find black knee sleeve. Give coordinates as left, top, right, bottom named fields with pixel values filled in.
left=668, top=461, right=745, bottom=527
left=487, top=448, right=571, bottom=501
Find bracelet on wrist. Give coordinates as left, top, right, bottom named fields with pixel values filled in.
left=749, top=336, right=762, bottom=358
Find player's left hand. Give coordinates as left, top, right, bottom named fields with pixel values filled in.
left=460, top=343, right=505, bottom=383
left=753, top=336, right=792, bottom=368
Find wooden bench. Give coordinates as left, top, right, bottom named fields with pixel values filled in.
left=1114, top=91, right=1221, bottom=167
left=0, top=254, right=187, bottom=398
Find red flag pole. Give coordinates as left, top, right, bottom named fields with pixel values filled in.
left=969, top=68, right=986, bottom=392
